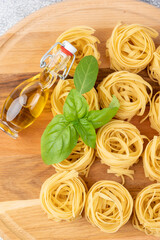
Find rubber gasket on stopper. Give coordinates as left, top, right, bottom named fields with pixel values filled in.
left=61, top=46, right=73, bottom=56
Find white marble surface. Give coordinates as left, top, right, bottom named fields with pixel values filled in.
left=0, top=0, right=159, bottom=36
left=0, top=0, right=62, bottom=36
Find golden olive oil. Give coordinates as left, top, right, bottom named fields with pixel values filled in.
left=0, top=73, right=49, bottom=137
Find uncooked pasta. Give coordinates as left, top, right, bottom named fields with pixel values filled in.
left=85, top=180, right=133, bottom=233
left=40, top=171, right=87, bottom=222
left=98, top=71, right=152, bottom=121
left=148, top=46, right=160, bottom=84
left=54, top=26, right=100, bottom=76
left=51, top=79, right=99, bottom=116
left=143, top=136, right=160, bottom=182
left=53, top=138, right=95, bottom=176
left=96, top=120, right=145, bottom=183
left=132, top=183, right=160, bottom=237
left=106, top=23, right=158, bottom=73
left=149, top=91, right=160, bottom=133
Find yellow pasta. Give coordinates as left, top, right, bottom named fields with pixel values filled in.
left=132, top=183, right=160, bottom=237
left=148, top=46, right=160, bottom=84
left=85, top=180, right=133, bottom=233
left=149, top=91, right=160, bottom=133
left=143, top=136, right=160, bottom=182
left=54, top=26, right=100, bottom=76
left=53, top=138, right=95, bottom=176
left=40, top=171, right=87, bottom=222
left=106, top=23, right=158, bottom=73
left=51, top=79, right=99, bottom=116
left=96, top=120, right=145, bottom=183
left=98, top=71, right=152, bottom=121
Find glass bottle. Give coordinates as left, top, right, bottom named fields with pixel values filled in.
left=0, top=41, right=77, bottom=138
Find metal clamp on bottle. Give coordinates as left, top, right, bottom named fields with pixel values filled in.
left=40, top=41, right=76, bottom=80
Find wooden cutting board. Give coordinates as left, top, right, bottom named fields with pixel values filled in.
left=0, top=0, right=160, bottom=239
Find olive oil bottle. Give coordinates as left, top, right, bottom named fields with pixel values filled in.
left=0, top=41, right=77, bottom=138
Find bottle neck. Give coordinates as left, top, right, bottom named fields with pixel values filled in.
left=39, top=67, right=54, bottom=90
left=40, top=50, right=71, bottom=90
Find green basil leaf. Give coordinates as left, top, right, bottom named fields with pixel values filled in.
left=87, top=96, right=120, bottom=129
left=63, top=89, right=89, bottom=122
left=41, top=114, right=79, bottom=165
left=74, top=118, right=96, bottom=148
left=74, top=55, right=99, bottom=94
left=108, top=95, right=120, bottom=108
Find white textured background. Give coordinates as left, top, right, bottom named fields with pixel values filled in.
left=0, top=0, right=160, bottom=36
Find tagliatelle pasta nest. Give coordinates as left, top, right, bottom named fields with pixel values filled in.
left=53, top=138, right=95, bottom=176
left=51, top=79, right=99, bottom=116
left=148, top=46, right=160, bottom=84
left=149, top=91, right=160, bottom=133
left=54, top=26, right=100, bottom=76
left=96, top=120, right=146, bottom=183
left=85, top=180, right=133, bottom=233
left=132, top=183, right=160, bottom=237
left=98, top=71, right=152, bottom=121
left=106, top=23, right=158, bottom=73
left=40, top=171, right=87, bottom=222
left=143, top=136, right=160, bottom=182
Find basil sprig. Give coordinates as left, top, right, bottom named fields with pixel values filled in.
left=41, top=92, right=119, bottom=165
left=41, top=56, right=120, bottom=165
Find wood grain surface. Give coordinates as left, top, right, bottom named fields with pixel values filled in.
left=0, top=0, right=160, bottom=239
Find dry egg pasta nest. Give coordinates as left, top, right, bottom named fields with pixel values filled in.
left=40, top=170, right=87, bottom=222
left=96, top=120, right=146, bottom=183
left=53, top=138, right=95, bottom=177
left=85, top=180, right=133, bottom=233
left=148, top=46, right=160, bottom=84
left=143, top=136, right=160, bottom=182
left=51, top=79, right=99, bottom=117
left=132, top=183, right=160, bottom=237
left=98, top=71, right=152, bottom=121
left=149, top=91, right=160, bottom=134
left=106, top=23, right=158, bottom=73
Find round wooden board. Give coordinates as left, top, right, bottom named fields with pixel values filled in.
left=0, top=0, right=160, bottom=239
